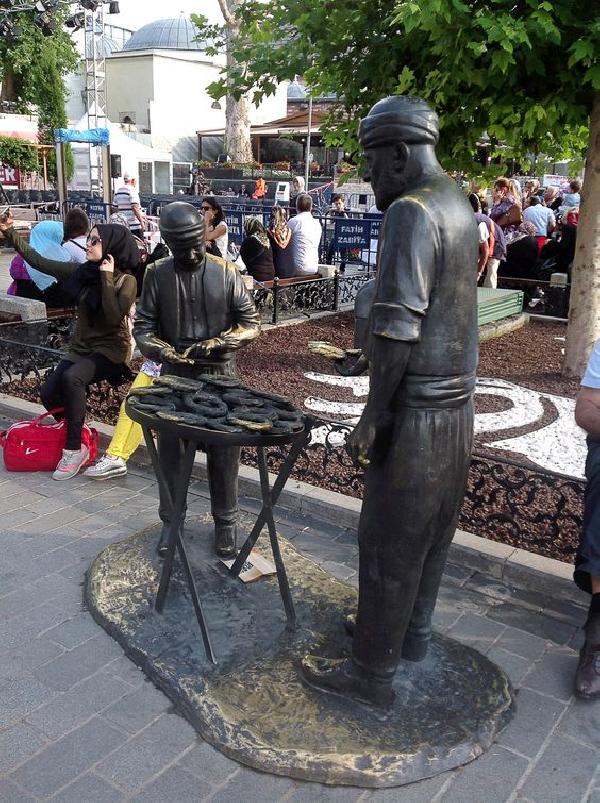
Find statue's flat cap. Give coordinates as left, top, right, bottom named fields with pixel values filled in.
left=160, top=202, right=204, bottom=236
left=359, top=95, right=439, bottom=148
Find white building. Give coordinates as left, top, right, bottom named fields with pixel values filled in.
left=65, top=16, right=288, bottom=192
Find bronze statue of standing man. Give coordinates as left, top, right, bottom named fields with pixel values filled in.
left=302, top=96, right=478, bottom=706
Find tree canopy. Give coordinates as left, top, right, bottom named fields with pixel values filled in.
left=0, top=9, right=78, bottom=169
left=203, top=0, right=599, bottom=172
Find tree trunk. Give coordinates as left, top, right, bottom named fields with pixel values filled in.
left=225, top=82, right=253, bottom=162
left=220, top=0, right=253, bottom=163
left=563, top=91, right=600, bottom=377
left=1, top=63, right=16, bottom=103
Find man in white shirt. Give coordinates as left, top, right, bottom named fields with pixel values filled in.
left=573, top=341, right=600, bottom=699
left=112, top=172, right=145, bottom=238
left=523, top=196, right=555, bottom=249
left=288, top=193, right=322, bottom=275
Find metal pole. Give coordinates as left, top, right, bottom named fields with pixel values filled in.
left=304, top=93, right=312, bottom=191
left=101, top=144, right=111, bottom=219
left=55, top=143, right=68, bottom=219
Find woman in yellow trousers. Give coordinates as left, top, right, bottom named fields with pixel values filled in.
left=84, top=360, right=160, bottom=480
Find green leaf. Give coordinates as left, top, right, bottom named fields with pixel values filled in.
left=585, top=63, right=600, bottom=89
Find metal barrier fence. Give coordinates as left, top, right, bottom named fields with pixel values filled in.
left=254, top=271, right=375, bottom=325
left=49, top=195, right=383, bottom=271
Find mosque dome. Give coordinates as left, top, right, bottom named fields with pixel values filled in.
left=287, top=77, right=307, bottom=100
left=86, top=35, right=121, bottom=59
left=122, top=17, right=206, bottom=52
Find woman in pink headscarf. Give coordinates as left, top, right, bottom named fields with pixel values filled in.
left=7, top=253, right=31, bottom=296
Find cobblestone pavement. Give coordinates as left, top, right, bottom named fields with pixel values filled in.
left=0, top=458, right=598, bottom=802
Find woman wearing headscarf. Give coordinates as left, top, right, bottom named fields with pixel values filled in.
left=268, top=205, right=295, bottom=279
left=9, top=221, right=73, bottom=307
left=0, top=212, right=139, bottom=480
left=239, top=216, right=275, bottom=282
left=543, top=185, right=562, bottom=212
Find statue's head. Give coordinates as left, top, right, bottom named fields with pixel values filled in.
left=358, top=95, right=439, bottom=210
left=159, top=202, right=205, bottom=271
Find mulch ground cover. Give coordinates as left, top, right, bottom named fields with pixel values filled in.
left=1, top=313, right=582, bottom=564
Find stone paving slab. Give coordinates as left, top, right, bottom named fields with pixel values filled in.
left=0, top=458, right=596, bottom=801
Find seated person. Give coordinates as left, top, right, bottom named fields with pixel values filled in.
left=85, top=359, right=161, bottom=480
left=239, top=217, right=275, bottom=283
left=252, top=177, right=267, bottom=199
left=560, top=179, right=581, bottom=214
left=62, top=208, right=90, bottom=264
left=0, top=212, right=140, bottom=480
left=202, top=196, right=228, bottom=258
left=523, top=196, right=555, bottom=253
left=13, top=221, right=74, bottom=308
left=268, top=205, right=295, bottom=279
left=543, top=185, right=562, bottom=211
left=497, top=223, right=540, bottom=281
left=7, top=253, right=30, bottom=297
left=288, top=192, right=322, bottom=276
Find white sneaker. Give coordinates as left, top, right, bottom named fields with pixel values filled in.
left=83, top=454, right=127, bottom=480
left=52, top=445, right=90, bottom=481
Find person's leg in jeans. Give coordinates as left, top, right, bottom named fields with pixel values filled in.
left=52, top=354, right=123, bottom=479
left=40, top=360, right=75, bottom=419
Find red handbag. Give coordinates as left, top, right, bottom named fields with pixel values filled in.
left=0, top=409, right=98, bottom=472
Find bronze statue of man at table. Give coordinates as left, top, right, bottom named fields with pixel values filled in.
left=134, top=202, right=260, bottom=559
left=301, top=95, right=479, bottom=707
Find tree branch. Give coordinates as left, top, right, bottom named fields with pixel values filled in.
left=217, top=0, right=235, bottom=27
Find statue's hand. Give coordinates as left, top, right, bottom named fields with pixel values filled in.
left=159, top=345, right=194, bottom=365
left=335, top=352, right=369, bottom=377
left=183, top=338, right=226, bottom=359
left=347, top=409, right=390, bottom=469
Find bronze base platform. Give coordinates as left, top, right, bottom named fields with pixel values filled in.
left=86, top=516, right=514, bottom=788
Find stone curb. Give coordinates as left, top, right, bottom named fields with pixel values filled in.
left=0, top=392, right=582, bottom=603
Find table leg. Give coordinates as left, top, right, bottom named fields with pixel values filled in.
left=141, top=428, right=216, bottom=664
left=176, top=533, right=217, bottom=665
left=154, top=439, right=196, bottom=612
left=230, top=429, right=309, bottom=577
left=257, top=447, right=296, bottom=627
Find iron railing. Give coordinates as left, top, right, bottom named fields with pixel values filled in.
left=0, top=320, right=584, bottom=563
left=253, top=270, right=375, bottom=325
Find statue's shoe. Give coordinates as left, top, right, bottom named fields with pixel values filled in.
left=157, top=523, right=184, bottom=558
left=344, top=613, right=429, bottom=663
left=215, top=525, right=237, bottom=558
left=300, top=654, right=394, bottom=708
left=575, top=641, right=600, bottom=699
left=575, top=613, right=600, bottom=699
left=157, top=524, right=171, bottom=558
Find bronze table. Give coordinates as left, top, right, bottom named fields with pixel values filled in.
left=125, top=399, right=311, bottom=664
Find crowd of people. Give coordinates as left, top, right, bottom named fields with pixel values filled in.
left=469, top=176, right=581, bottom=288
left=0, top=167, right=583, bottom=483
left=0, top=178, right=341, bottom=482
